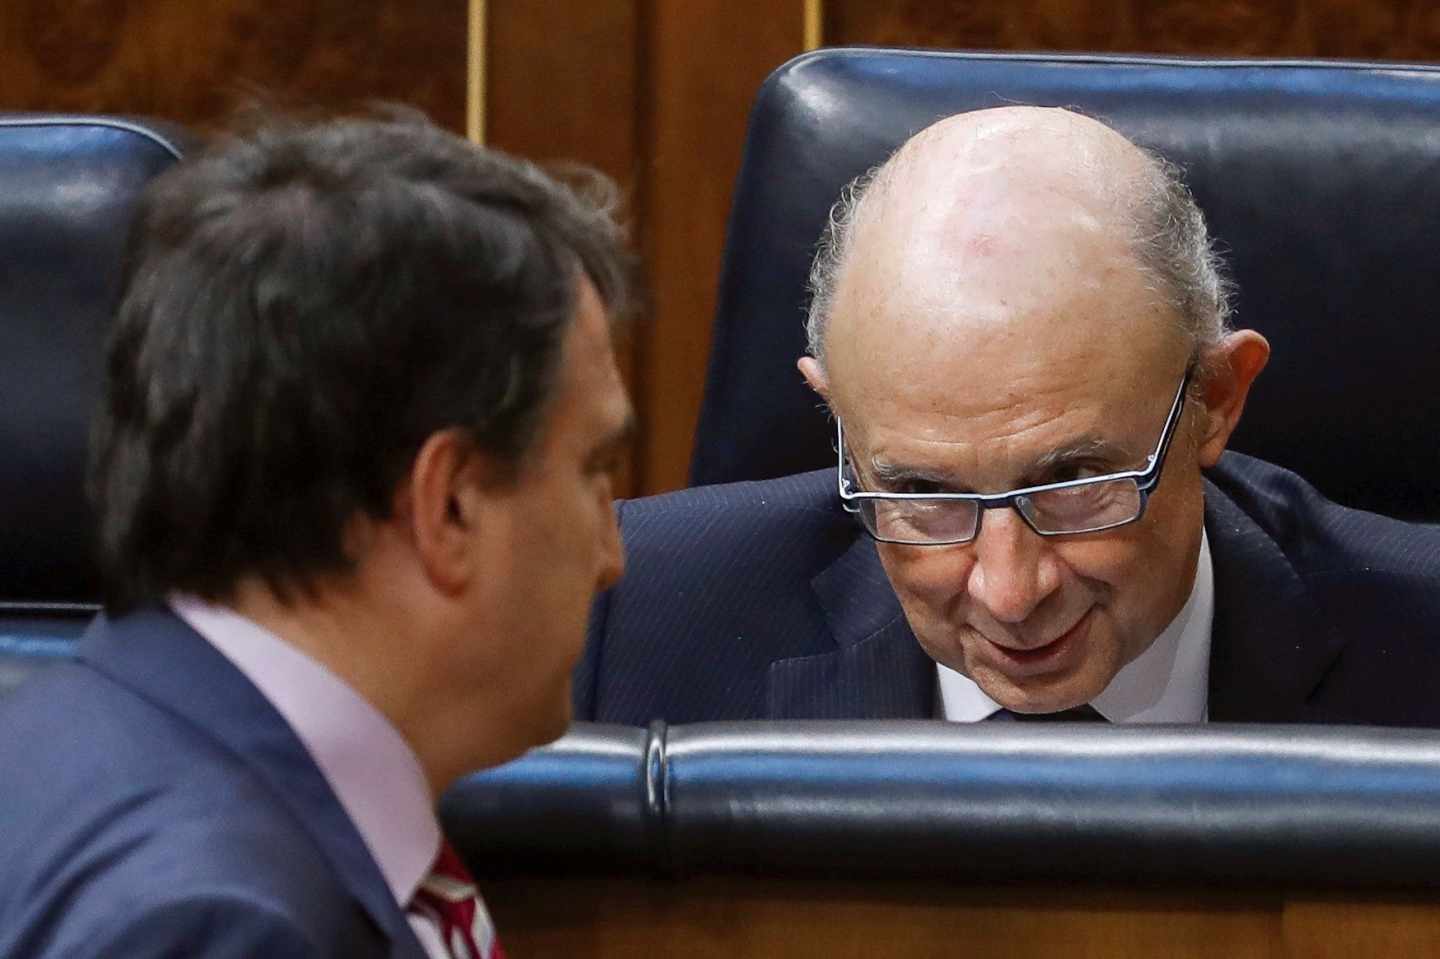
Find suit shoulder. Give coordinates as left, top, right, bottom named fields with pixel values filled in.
left=1207, top=452, right=1440, bottom=588
left=24, top=891, right=337, bottom=959
left=581, top=469, right=859, bottom=722
left=0, top=791, right=369, bottom=959
left=620, top=468, right=838, bottom=523
left=611, top=468, right=859, bottom=591
left=0, top=666, right=367, bottom=954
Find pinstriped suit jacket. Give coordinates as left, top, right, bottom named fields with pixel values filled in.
left=576, top=452, right=1440, bottom=727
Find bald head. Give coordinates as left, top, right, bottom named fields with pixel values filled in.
left=805, top=106, right=1228, bottom=377
left=860, top=106, right=1150, bottom=240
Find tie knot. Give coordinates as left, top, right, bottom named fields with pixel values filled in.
left=988, top=704, right=1107, bottom=722
left=429, top=839, right=477, bottom=888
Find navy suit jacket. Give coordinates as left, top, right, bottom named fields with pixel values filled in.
left=578, top=453, right=1440, bottom=726
left=0, top=608, right=428, bottom=958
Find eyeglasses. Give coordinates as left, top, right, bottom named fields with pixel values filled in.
left=837, top=366, right=1194, bottom=546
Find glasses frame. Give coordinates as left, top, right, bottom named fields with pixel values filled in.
left=837, top=365, right=1195, bottom=546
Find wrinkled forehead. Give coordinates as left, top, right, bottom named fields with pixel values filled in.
left=832, top=320, right=1186, bottom=493
left=832, top=204, right=1180, bottom=400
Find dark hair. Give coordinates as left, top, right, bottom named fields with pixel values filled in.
left=89, top=110, right=631, bottom=611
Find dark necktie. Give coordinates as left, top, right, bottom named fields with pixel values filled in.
left=409, top=839, right=507, bottom=959
left=988, top=704, right=1107, bottom=721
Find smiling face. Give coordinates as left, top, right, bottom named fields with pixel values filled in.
left=817, top=110, right=1213, bottom=713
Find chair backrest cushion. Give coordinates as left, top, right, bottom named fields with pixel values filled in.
left=0, top=116, right=186, bottom=609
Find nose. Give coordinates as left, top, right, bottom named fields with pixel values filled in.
left=597, top=500, right=626, bottom=590
left=965, top=507, right=1061, bottom=625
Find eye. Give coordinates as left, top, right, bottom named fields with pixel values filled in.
left=895, top=479, right=946, bottom=495
left=1045, top=460, right=1111, bottom=484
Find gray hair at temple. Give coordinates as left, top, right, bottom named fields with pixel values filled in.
left=803, top=143, right=1233, bottom=370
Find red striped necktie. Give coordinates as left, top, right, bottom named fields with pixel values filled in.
left=410, top=840, right=506, bottom=959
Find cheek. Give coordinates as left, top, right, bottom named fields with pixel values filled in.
left=1050, top=538, right=1137, bottom=592
left=877, top=545, right=975, bottom=610
left=1074, top=498, right=1204, bottom=638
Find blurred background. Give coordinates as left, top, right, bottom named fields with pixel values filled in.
left=4, top=0, right=1434, bottom=498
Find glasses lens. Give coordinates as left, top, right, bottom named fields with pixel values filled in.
left=861, top=497, right=980, bottom=545
left=1020, top=478, right=1142, bottom=534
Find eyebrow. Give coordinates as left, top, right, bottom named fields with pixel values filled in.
left=867, top=435, right=1143, bottom=493
left=1031, top=437, right=1144, bottom=475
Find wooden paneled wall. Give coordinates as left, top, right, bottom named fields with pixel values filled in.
left=826, top=0, right=1440, bottom=59
left=479, top=875, right=1440, bottom=959
left=2, top=1, right=1435, bottom=495
left=483, top=1, right=808, bottom=496
left=0, top=0, right=466, bottom=131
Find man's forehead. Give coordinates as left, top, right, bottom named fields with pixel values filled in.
left=833, top=201, right=1153, bottom=365
left=824, top=239, right=1176, bottom=407
left=827, top=286, right=1186, bottom=488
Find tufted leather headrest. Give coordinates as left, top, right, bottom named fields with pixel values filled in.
left=444, top=720, right=1440, bottom=887
left=0, top=116, right=188, bottom=611
left=691, top=51, right=1440, bottom=522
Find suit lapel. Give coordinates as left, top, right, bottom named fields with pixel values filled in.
left=767, top=534, right=934, bottom=718
left=1204, top=479, right=1350, bottom=722
left=79, top=607, right=427, bottom=957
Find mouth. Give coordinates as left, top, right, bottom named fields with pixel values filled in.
left=986, top=608, right=1093, bottom=675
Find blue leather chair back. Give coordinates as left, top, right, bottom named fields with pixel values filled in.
left=691, top=51, right=1440, bottom=522
left=446, top=720, right=1440, bottom=886
left=0, top=116, right=187, bottom=690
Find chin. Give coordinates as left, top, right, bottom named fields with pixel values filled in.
left=979, top=667, right=1104, bottom=714
left=537, top=703, right=573, bottom=745
left=526, top=685, right=575, bottom=747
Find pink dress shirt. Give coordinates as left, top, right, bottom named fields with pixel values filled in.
left=170, top=595, right=464, bottom=957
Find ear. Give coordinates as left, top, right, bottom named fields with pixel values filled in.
left=396, top=429, right=494, bottom=595
left=797, top=355, right=831, bottom=402
left=1195, top=330, right=1270, bottom=468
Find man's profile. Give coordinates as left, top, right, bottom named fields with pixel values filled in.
left=0, top=111, right=633, bottom=957
left=579, top=105, right=1440, bottom=726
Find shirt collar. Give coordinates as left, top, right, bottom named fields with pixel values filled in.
left=937, top=528, right=1214, bottom=723
left=170, top=594, right=440, bottom=905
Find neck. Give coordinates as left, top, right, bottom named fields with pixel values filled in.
left=225, top=571, right=521, bottom=797
left=227, top=574, right=445, bottom=791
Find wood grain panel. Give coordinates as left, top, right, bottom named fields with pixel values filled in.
left=825, top=0, right=1440, bottom=59
left=481, top=875, right=1440, bottom=957
left=1283, top=896, right=1440, bottom=957
left=0, top=0, right=466, bottom=131
left=485, top=1, right=638, bottom=183
left=636, top=0, right=806, bottom=493
left=485, top=0, right=642, bottom=494
left=480, top=875, right=1300, bottom=958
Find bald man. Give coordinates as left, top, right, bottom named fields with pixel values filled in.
left=577, top=107, right=1440, bottom=726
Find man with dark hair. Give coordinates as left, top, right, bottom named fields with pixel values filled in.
left=0, top=112, right=633, bottom=957
left=579, top=106, right=1440, bottom=727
